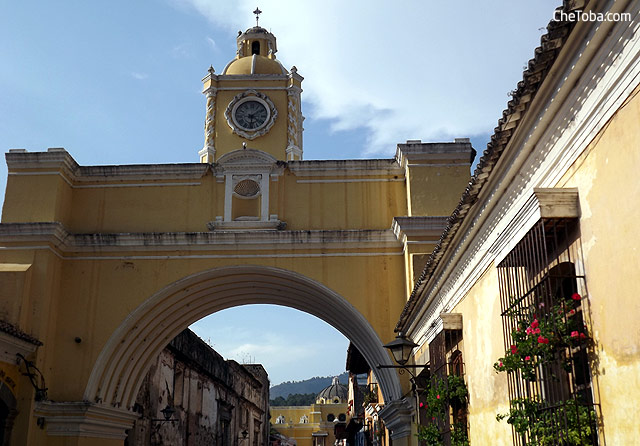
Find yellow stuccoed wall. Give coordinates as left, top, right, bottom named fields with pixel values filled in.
left=1, top=167, right=412, bottom=233
left=407, top=164, right=471, bottom=217
left=272, top=403, right=348, bottom=446
left=0, top=144, right=471, bottom=445
left=436, top=84, right=640, bottom=445
left=211, top=80, right=294, bottom=161
left=0, top=25, right=473, bottom=444
left=451, top=267, right=513, bottom=445
left=555, top=84, right=640, bottom=443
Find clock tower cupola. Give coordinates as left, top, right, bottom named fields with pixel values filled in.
left=199, top=12, right=304, bottom=163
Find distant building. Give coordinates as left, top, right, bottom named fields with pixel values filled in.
left=125, top=329, right=269, bottom=446
left=346, top=343, right=384, bottom=446
left=272, top=377, right=350, bottom=446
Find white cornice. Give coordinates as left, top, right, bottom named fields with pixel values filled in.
left=216, top=74, right=289, bottom=82
left=392, top=217, right=448, bottom=243
left=0, top=332, right=39, bottom=364
left=288, top=160, right=404, bottom=177
left=6, top=149, right=210, bottom=183
left=407, top=1, right=640, bottom=345
left=217, top=148, right=277, bottom=167
left=6, top=148, right=79, bottom=177
left=0, top=222, right=403, bottom=255
left=207, top=219, right=284, bottom=231
left=34, top=401, right=138, bottom=439
left=394, top=141, right=474, bottom=169
left=377, top=398, right=413, bottom=439
left=490, top=188, right=580, bottom=264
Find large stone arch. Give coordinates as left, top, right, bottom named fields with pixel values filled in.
left=84, top=265, right=403, bottom=411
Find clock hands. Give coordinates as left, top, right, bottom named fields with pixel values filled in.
left=236, top=102, right=267, bottom=129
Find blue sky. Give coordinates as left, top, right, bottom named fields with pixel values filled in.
left=0, top=1, right=560, bottom=385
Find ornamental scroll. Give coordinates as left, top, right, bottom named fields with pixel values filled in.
left=286, top=86, right=303, bottom=159
left=203, top=87, right=217, bottom=154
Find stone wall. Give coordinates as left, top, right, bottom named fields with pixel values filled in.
left=125, top=329, right=269, bottom=446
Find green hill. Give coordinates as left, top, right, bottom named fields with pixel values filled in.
left=270, top=372, right=349, bottom=400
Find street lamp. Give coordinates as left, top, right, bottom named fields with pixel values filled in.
left=160, top=405, right=176, bottom=421
left=383, top=333, right=418, bottom=366
left=378, top=332, right=428, bottom=427
left=376, top=332, right=427, bottom=380
left=151, top=404, right=178, bottom=426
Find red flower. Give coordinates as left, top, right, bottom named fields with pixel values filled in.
left=571, top=293, right=582, bottom=301
left=510, top=345, right=518, bottom=354
left=525, top=356, right=531, bottom=361
left=532, top=327, right=541, bottom=335
left=419, top=402, right=424, bottom=408
left=526, top=327, right=533, bottom=335
left=531, top=319, right=539, bottom=329
left=436, top=395, right=440, bottom=399
left=537, top=336, right=549, bottom=344
left=571, top=331, right=579, bottom=338
left=499, top=361, right=504, bottom=368
left=580, top=333, right=587, bottom=339
left=569, top=309, right=576, bottom=315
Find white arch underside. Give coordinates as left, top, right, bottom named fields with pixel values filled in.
left=85, top=266, right=402, bottom=409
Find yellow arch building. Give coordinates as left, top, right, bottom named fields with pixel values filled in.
left=272, top=377, right=350, bottom=446
left=0, top=23, right=472, bottom=445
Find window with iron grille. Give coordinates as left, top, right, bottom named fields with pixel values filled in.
left=417, top=328, right=468, bottom=446
left=496, top=219, right=599, bottom=445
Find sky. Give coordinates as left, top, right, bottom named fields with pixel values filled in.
left=0, top=0, right=560, bottom=385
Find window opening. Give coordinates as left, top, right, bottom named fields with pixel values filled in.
left=496, top=219, right=598, bottom=445
left=234, top=179, right=260, bottom=198
left=252, top=41, right=260, bottom=55
left=418, top=328, right=468, bottom=446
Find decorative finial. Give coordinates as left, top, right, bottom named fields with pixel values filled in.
left=208, top=65, right=215, bottom=75
left=253, top=7, right=262, bottom=26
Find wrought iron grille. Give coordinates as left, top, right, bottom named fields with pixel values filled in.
left=497, top=219, right=598, bottom=445
left=419, top=329, right=467, bottom=446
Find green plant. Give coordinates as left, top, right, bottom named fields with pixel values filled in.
left=451, top=422, right=470, bottom=446
left=417, top=376, right=469, bottom=446
left=494, top=297, right=588, bottom=382
left=494, top=293, right=596, bottom=445
left=422, top=377, right=448, bottom=419
left=363, top=390, right=377, bottom=406
left=447, top=375, right=468, bottom=406
left=416, top=424, right=441, bottom=446
left=416, top=423, right=469, bottom=446
left=497, top=398, right=596, bottom=446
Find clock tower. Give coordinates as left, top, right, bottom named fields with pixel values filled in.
left=199, top=20, right=304, bottom=163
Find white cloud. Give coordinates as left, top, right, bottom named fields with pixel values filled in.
left=173, top=0, right=559, bottom=154
left=171, top=43, right=193, bottom=59
left=130, top=72, right=149, bottom=80
left=190, top=307, right=350, bottom=385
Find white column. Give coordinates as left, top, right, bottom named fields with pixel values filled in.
left=224, top=175, right=233, bottom=222
left=260, top=174, right=269, bottom=221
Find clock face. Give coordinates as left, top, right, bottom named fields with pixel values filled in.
left=225, top=91, right=277, bottom=140
left=233, top=100, right=269, bottom=130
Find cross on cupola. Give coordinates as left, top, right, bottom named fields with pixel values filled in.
left=253, top=7, right=262, bottom=26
